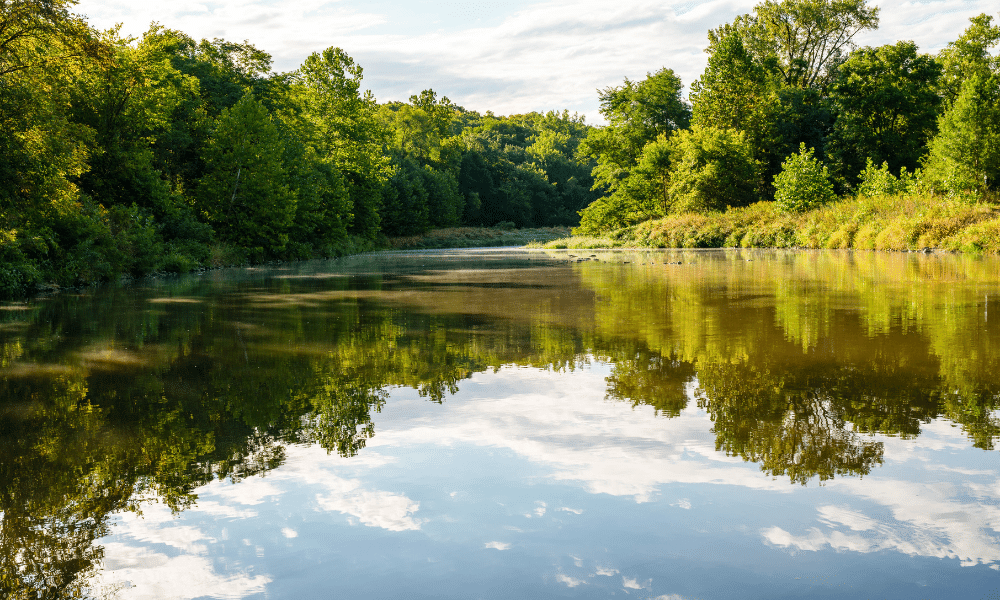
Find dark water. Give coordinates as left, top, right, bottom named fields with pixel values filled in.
left=1, top=248, right=998, bottom=599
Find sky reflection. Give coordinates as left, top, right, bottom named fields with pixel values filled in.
left=94, top=361, right=1000, bottom=599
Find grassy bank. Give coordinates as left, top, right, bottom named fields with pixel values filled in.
left=0, top=227, right=570, bottom=300
left=386, top=226, right=572, bottom=250
left=540, top=194, right=1000, bottom=253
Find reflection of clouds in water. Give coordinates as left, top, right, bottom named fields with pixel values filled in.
left=273, top=446, right=422, bottom=531
left=623, top=575, right=651, bottom=589
left=95, top=503, right=271, bottom=600
left=374, top=366, right=1000, bottom=567
left=97, top=544, right=270, bottom=600
left=765, top=472, right=1000, bottom=568
left=315, top=479, right=422, bottom=532
left=98, top=446, right=420, bottom=598
left=556, top=572, right=587, bottom=587
left=372, top=367, right=791, bottom=503
left=206, top=477, right=283, bottom=505
left=484, top=541, right=511, bottom=550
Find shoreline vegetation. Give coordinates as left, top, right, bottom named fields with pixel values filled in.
left=3, top=0, right=1000, bottom=299
left=538, top=193, right=1000, bottom=253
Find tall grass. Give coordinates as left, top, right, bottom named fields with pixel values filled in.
left=544, top=194, right=1000, bottom=253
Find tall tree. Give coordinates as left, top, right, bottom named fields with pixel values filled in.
left=827, top=41, right=942, bottom=185
left=288, top=47, right=391, bottom=239
left=710, top=0, right=880, bottom=90
left=198, top=93, right=295, bottom=256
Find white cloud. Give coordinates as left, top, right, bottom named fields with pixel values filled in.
left=556, top=573, right=587, bottom=587
left=594, top=566, right=619, bottom=576
left=484, top=541, right=511, bottom=550
left=281, top=527, right=298, bottom=538
left=75, top=0, right=1000, bottom=121
left=314, top=479, right=422, bottom=532
left=558, top=507, right=584, bottom=514
left=94, top=544, right=271, bottom=600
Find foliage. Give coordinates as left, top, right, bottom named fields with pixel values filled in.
left=578, top=68, right=690, bottom=196
left=773, top=144, right=837, bottom=212
left=923, top=67, right=1000, bottom=197
left=855, top=158, right=917, bottom=198
left=709, top=0, right=880, bottom=89
left=666, top=126, right=760, bottom=213
left=827, top=41, right=942, bottom=186
left=198, top=93, right=295, bottom=256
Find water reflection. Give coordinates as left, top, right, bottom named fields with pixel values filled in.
left=1, top=248, right=999, bottom=598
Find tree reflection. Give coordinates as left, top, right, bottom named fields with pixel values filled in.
left=1, top=249, right=999, bottom=595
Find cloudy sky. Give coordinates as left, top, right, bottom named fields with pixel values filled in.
left=74, top=0, right=998, bottom=121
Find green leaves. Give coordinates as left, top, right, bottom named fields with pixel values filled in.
left=713, top=0, right=880, bottom=89
left=774, top=144, right=836, bottom=212
left=198, top=93, right=295, bottom=256
left=828, top=41, right=942, bottom=184
left=855, top=158, right=917, bottom=198
left=666, top=126, right=761, bottom=213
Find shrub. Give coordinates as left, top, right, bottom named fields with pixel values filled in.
left=774, top=144, right=837, bottom=213
left=856, top=158, right=918, bottom=198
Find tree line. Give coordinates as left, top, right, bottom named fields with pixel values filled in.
left=4, top=0, right=999, bottom=297
left=575, top=2, right=1000, bottom=233
left=0, top=0, right=598, bottom=297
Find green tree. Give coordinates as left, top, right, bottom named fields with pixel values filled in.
left=923, top=15, right=1000, bottom=196
left=711, top=0, right=880, bottom=89
left=923, top=72, right=1000, bottom=196
left=289, top=47, right=391, bottom=239
left=773, top=143, right=836, bottom=212
left=936, top=13, right=1000, bottom=105
left=579, top=68, right=690, bottom=196
left=828, top=41, right=942, bottom=185
left=667, top=126, right=760, bottom=213
left=691, top=30, right=772, bottom=134
left=198, top=93, right=295, bottom=256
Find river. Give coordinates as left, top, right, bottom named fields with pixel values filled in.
left=1, top=248, right=998, bottom=599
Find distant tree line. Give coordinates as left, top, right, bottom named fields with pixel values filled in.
left=4, top=0, right=999, bottom=296
left=575, top=1, right=1000, bottom=233
left=0, top=0, right=598, bottom=297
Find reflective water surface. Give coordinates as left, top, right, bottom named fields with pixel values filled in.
left=1, top=248, right=999, bottom=599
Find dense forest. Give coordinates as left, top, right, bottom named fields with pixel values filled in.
left=0, top=0, right=597, bottom=298
left=3, top=0, right=1000, bottom=297
left=569, top=3, right=1000, bottom=247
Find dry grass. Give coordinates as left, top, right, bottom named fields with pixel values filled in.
left=544, top=194, right=1000, bottom=253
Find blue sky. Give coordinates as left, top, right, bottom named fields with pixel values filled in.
left=75, top=0, right=999, bottom=122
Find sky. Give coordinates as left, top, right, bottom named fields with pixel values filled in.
left=74, top=0, right=999, bottom=121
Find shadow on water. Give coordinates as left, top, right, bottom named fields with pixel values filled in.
left=1, top=248, right=999, bottom=597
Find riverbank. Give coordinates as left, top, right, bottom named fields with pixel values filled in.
left=536, top=194, right=1000, bottom=253
left=1, top=227, right=573, bottom=300
left=385, top=226, right=571, bottom=250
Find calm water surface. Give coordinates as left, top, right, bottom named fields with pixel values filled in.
left=2, top=248, right=999, bottom=599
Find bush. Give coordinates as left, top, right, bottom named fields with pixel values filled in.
left=774, top=144, right=837, bottom=213
left=856, top=158, right=918, bottom=198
